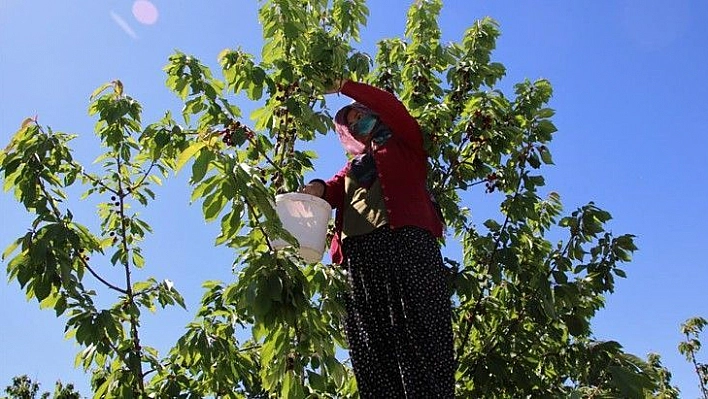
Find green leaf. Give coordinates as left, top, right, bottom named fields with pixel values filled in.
left=2, top=237, right=22, bottom=260
left=281, top=371, right=293, bottom=398
left=247, top=82, right=264, bottom=100
left=281, top=371, right=305, bottom=399
left=191, top=149, right=213, bottom=183
left=267, top=274, right=283, bottom=301
left=132, top=249, right=145, bottom=268
left=527, top=152, right=541, bottom=168
left=54, top=295, right=67, bottom=316
left=39, top=292, right=59, bottom=310
left=202, top=192, right=228, bottom=222
left=539, top=147, right=554, bottom=165
left=537, top=120, right=557, bottom=136
left=552, top=270, right=568, bottom=284
left=536, top=108, right=555, bottom=118
left=175, top=142, right=206, bottom=172
left=254, top=290, right=272, bottom=317
left=307, top=370, right=326, bottom=391
left=190, top=174, right=220, bottom=203
left=89, top=82, right=113, bottom=100
left=564, top=314, right=588, bottom=337
left=608, top=364, right=654, bottom=397
left=483, top=219, right=501, bottom=232
left=32, top=277, right=52, bottom=302
left=133, top=280, right=154, bottom=293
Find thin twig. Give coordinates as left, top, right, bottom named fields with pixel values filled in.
left=128, top=160, right=157, bottom=193
left=78, top=257, right=127, bottom=294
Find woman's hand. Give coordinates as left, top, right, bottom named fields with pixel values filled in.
left=300, top=180, right=325, bottom=198
left=324, top=78, right=347, bottom=94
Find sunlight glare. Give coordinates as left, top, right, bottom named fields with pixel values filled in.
left=132, top=0, right=158, bottom=25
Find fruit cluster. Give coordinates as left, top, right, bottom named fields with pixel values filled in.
left=219, top=120, right=255, bottom=147
left=449, top=64, right=477, bottom=102
left=106, top=194, right=132, bottom=246
left=108, top=195, right=120, bottom=244
left=378, top=70, right=395, bottom=93
left=75, top=247, right=89, bottom=262
left=272, top=81, right=302, bottom=159
left=468, top=110, right=494, bottom=133
left=274, top=81, right=301, bottom=100
left=485, top=172, right=499, bottom=193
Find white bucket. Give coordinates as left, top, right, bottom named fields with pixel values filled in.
left=271, top=192, right=332, bottom=263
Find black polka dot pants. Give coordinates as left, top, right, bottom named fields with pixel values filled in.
left=342, top=226, right=455, bottom=398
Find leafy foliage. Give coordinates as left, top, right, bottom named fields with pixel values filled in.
left=2, top=375, right=81, bottom=399
left=0, top=1, right=677, bottom=398
left=679, top=317, right=708, bottom=398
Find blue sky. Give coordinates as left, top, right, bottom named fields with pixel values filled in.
left=1, top=1, right=706, bottom=397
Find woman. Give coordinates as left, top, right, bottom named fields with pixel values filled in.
left=301, top=79, right=455, bottom=398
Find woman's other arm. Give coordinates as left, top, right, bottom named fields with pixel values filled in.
left=339, top=80, right=424, bottom=150
left=302, top=165, right=347, bottom=209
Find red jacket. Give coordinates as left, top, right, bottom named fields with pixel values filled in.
left=322, top=81, right=444, bottom=264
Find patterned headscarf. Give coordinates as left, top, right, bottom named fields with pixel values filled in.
left=333, top=102, right=376, bottom=156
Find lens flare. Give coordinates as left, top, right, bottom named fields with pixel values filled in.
left=132, top=0, right=158, bottom=25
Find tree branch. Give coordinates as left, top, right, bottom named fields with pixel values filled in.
left=78, top=257, right=127, bottom=294
left=115, top=153, right=146, bottom=395
left=456, top=139, right=530, bottom=362
left=33, top=160, right=126, bottom=294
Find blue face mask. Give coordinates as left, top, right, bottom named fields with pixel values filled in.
left=351, top=114, right=378, bottom=137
